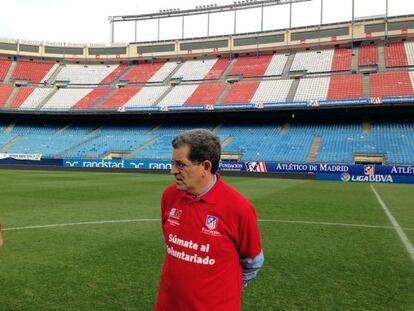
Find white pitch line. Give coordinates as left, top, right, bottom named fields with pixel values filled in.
left=2, top=218, right=414, bottom=232
left=370, top=184, right=414, bottom=262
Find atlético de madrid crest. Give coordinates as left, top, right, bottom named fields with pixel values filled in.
left=205, top=215, right=219, bottom=230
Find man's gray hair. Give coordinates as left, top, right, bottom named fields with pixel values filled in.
left=172, top=129, right=221, bottom=174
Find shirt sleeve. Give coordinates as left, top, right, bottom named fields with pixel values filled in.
left=240, top=250, right=264, bottom=287
left=236, top=201, right=262, bottom=259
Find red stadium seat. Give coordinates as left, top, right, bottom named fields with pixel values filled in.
left=204, top=58, right=230, bottom=79
left=0, top=59, right=12, bottom=81
left=331, top=48, right=352, bottom=71
left=221, top=81, right=260, bottom=104
left=71, top=87, right=112, bottom=110
left=100, top=64, right=128, bottom=84
left=228, top=55, right=272, bottom=77
left=11, top=60, right=55, bottom=83
left=10, top=87, right=35, bottom=109
left=385, top=42, right=408, bottom=67
left=0, top=85, right=14, bottom=107
left=122, top=63, right=164, bottom=83
left=371, top=71, right=414, bottom=97
left=327, top=75, right=363, bottom=99
left=184, top=83, right=227, bottom=105
left=99, top=87, right=141, bottom=109
left=358, top=45, right=378, bottom=66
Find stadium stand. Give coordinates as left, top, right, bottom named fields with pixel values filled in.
left=100, top=64, right=128, bottom=84
left=123, top=86, right=170, bottom=107
left=251, top=79, right=293, bottom=103
left=0, top=85, right=13, bottom=107
left=55, top=64, right=120, bottom=85
left=371, top=71, right=414, bottom=97
left=184, top=83, right=227, bottom=105
left=147, top=62, right=179, bottom=83
left=264, top=54, right=289, bottom=76
left=228, top=55, right=273, bottom=77
left=204, top=58, right=230, bottom=79
left=294, top=77, right=330, bottom=101
left=42, top=88, right=95, bottom=110
left=221, top=81, right=261, bottom=104
left=331, top=48, right=352, bottom=71
left=158, top=84, right=199, bottom=106
left=405, top=41, right=414, bottom=66
left=358, top=45, right=378, bottom=66
left=11, top=61, right=56, bottom=83
left=0, top=59, right=12, bottom=81
left=290, top=49, right=334, bottom=73
left=10, top=87, right=35, bottom=109
left=121, top=62, right=165, bottom=83
left=99, top=87, right=141, bottom=109
left=71, top=87, right=112, bottom=110
left=385, top=42, right=408, bottom=67
left=18, top=88, right=53, bottom=110
left=327, top=75, right=363, bottom=99
left=172, top=59, right=218, bottom=80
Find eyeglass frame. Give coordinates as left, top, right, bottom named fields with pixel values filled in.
left=171, top=160, right=203, bottom=171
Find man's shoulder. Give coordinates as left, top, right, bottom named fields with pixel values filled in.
left=162, top=183, right=179, bottom=198
left=215, top=178, right=255, bottom=212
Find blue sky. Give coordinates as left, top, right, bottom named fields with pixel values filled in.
left=0, top=0, right=413, bottom=44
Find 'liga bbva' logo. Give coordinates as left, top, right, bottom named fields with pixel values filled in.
left=341, top=172, right=351, bottom=182
left=205, top=215, right=219, bottom=230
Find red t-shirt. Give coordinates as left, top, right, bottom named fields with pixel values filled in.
left=154, top=176, right=262, bottom=311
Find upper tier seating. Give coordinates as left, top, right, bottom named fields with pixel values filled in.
left=123, top=86, right=170, bottom=108
left=43, top=88, right=94, bottom=110
left=251, top=79, right=293, bottom=103
left=228, top=55, right=273, bottom=77
left=371, top=71, right=414, bottom=97
left=404, top=41, right=414, bottom=66
left=100, top=64, right=128, bottom=84
left=11, top=87, right=35, bottom=109
left=204, top=58, right=230, bottom=79
left=11, top=61, right=56, bottom=83
left=0, top=85, right=13, bottom=107
left=18, top=88, right=53, bottom=110
left=172, top=59, right=219, bottom=81
left=55, top=64, right=120, bottom=85
left=385, top=42, right=408, bottom=67
left=147, top=62, right=179, bottom=83
left=221, top=81, right=260, bottom=104
left=264, top=54, right=289, bottom=76
left=290, top=49, right=334, bottom=73
left=122, top=63, right=165, bottom=83
left=294, top=77, right=330, bottom=101
left=158, top=85, right=199, bottom=107
left=184, top=83, right=227, bottom=105
left=0, top=59, right=12, bottom=81
left=358, top=45, right=378, bottom=66
left=331, top=48, right=352, bottom=71
left=99, top=88, right=140, bottom=109
left=71, top=87, right=112, bottom=110
left=327, top=75, right=363, bottom=99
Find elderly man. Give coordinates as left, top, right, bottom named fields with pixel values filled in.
left=154, top=129, right=264, bottom=311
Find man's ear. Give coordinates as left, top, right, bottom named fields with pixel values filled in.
left=203, top=160, right=212, bottom=173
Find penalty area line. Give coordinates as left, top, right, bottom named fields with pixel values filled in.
left=2, top=218, right=414, bottom=232
left=370, top=185, right=414, bottom=263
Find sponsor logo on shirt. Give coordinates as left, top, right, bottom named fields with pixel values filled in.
left=167, top=208, right=182, bottom=226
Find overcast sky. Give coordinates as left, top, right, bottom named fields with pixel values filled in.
left=0, top=0, right=413, bottom=44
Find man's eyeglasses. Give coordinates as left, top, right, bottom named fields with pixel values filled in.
left=171, top=160, right=201, bottom=171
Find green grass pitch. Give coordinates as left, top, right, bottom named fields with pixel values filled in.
left=0, top=169, right=413, bottom=310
